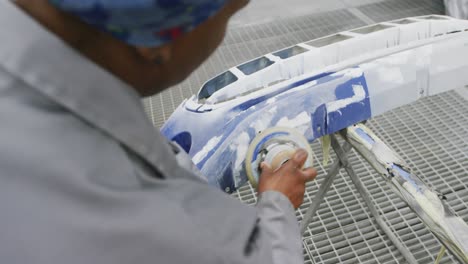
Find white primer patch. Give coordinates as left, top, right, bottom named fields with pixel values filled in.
left=192, top=136, right=222, bottom=164
left=250, top=106, right=278, bottom=132
left=414, top=45, right=433, bottom=67
left=372, top=140, right=403, bottom=166
left=230, top=132, right=251, bottom=169
left=402, top=169, right=468, bottom=254
left=378, top=50, right=410, bottom=65
left=266, top=97, right=276, bottom=105
left=268, top=106, right=278, bottom=114
left=251, top=115, right=273, bottom=133
left=332, top=67, right=363, bottom=78
left=404, top=183, right=444, bottom=223
left=376, top=66, right=405, bottom=84
left=277, top=112, right=310, bottom=128
left=251, top=119, right=269, bottom=133
left=326, top=84, right=366, bottom=113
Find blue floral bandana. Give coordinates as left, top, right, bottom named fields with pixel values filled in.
left=49, top=0, right=229, bottom=47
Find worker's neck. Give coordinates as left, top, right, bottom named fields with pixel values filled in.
left=12, top=0, right=155, bottom=97
left=14, top=0, right=100, bottom=54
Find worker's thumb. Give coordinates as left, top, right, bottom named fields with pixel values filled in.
left=292, top=148, right=308, bottom=168
left=302, top=167, right=318, bottom=182
left=260, top=162, right=273, bottom=176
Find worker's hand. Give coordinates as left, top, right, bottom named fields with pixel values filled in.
left=258, top=149, right=318, bottom=209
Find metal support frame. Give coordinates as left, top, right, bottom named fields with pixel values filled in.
left=331, top=134, right=418, bottom=264
left=300, top=133, right=418, bottom=264
left=300, top=124, right=468, bottom=263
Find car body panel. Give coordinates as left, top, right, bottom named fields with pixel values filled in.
left=162, top=15, right=468, bottom=192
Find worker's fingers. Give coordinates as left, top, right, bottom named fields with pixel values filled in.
left=290, top=148, right=308, bottom=169
left=301, top=167, right=318, bottom=182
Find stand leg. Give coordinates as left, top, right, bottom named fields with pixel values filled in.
left=300, top=142, right=352, bottom=234
left=342, top=124, right=468, bottom=263
left=330, top=134, right=418, bottom=264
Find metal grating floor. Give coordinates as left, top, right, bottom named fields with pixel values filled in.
left=358, top=0, right=446, bottom=23
left=143, top=0, right=468, bottom=263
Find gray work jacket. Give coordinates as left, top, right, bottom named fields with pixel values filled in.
left=0, top=1, right=303, bottom=263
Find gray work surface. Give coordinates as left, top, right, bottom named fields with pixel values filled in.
left=143, top=0, right=468, bottom=263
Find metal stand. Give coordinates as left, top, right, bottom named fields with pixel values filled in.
left=300, top=133, right=418, bottom=264
left=300, top=123, right=468, bottom=263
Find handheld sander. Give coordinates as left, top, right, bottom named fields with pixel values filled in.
left=245, top=127, right=314, bottom=187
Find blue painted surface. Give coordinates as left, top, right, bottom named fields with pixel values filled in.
left=327, top=77, right=371, bottom=133
left=311, top=104, right=327, bottom=138
left=162, top=67, right=373, bottom=192
left=171, top=131, right=192, bottom=153
left=391, top=164, right=423, bottom=193
left=312, top=70, right=371, bottom=138
left=355, top=128, right=375, bottom=145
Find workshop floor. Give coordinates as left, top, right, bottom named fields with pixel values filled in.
left=143, top=0, right=468, bottom=263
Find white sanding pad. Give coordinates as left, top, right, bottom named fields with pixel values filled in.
left=245, top=127, right=313, bottom=187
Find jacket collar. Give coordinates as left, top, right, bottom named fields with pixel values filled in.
left=0, top=1, right=182, bottom=178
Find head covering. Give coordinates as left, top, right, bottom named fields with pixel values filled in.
left=49, top=0, right=229, bottom=47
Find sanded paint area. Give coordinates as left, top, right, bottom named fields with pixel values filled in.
left=143, top=0, right=467, bottom=263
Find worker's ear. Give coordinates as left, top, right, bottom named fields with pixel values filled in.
left=135, top=44, right=173, bottom=65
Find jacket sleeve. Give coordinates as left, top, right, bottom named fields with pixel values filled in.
left=172, top=142, right=304, bottom=263
left=253, top=191, right=304, bottom=264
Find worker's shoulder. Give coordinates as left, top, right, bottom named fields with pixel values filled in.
left=0, top=69, right=139, bottom=185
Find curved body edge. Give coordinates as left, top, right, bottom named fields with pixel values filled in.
left=161, top=15, right=468, bottom=192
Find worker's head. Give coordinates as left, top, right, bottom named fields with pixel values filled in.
left=15, top=0, right=249, bottom=96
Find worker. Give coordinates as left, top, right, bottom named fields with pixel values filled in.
left=0, top=1, right=318, bottom=263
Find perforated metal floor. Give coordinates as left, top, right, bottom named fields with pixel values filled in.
left=143, top=0, right=468, bottom=263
